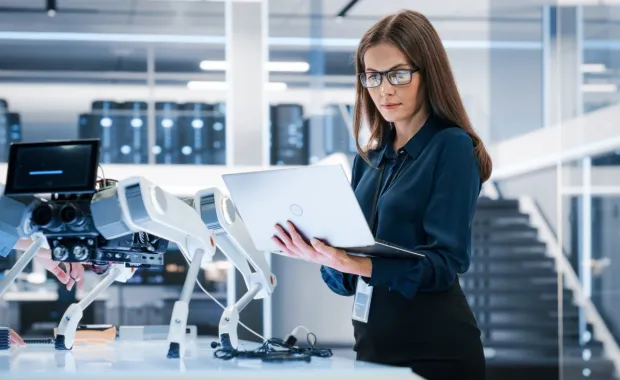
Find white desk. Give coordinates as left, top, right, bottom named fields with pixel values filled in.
left=0, top=338, right=423, bottom=380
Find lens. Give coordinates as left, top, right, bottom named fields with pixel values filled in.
left=360, top=73, right=381, bottom=88
left=32, top=204, right=54, bottom=227
left=60, top=205, right=77, bottom=223
left=388, top=70, right=412, bottom=85
left=60, top=204, right=85, bottom=226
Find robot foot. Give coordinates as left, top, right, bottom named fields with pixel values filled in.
left=54, top=334, right=72, bottom=351
left=167, top=342, right=181, bottom=359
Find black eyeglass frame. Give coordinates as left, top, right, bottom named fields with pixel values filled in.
left=358, top=68, right=420, bottom=88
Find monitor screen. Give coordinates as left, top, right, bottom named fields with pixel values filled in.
left=4, top=140, right=100, bottom=195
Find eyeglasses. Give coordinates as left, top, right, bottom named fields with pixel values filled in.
left=358, top=68, right=419, bottom=88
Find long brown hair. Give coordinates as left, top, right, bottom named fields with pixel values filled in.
left=353, top=10, right=492, bottom=182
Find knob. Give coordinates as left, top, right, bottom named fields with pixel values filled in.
left=52, top=246, right=69, bottom=261
left=72, top=245, right=89, bottom=261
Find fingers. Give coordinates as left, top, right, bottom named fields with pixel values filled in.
left=273, top=222, right=315, bottom=261
left=62, top=263, right=81, bottom=291
left=72, top=264, right=86, bottom=291
left=311, top=238, right=336, bottom=255
left=48, top=265, right=71, bottom=285
left=271, top=236, right=302, bottom=259
left=9, top=329, right=26, bottom=347
left=273, top=224, right=297, bottom=251
left=34, top=249, right=87, bottom=291
left=67, top=263, right=84, bottom=288
left=286, top=221, right=313, bottom=250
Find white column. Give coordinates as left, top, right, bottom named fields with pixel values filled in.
left=547, top=6, right=583, bottom=127
left=224, top=0, right=270, bottom=342
left=225, top=0, right=269, bottom=167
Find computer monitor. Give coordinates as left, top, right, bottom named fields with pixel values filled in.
left=4, top=139, right=100, bottom=196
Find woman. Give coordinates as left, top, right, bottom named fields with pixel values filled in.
left=272, top=9, right=491, bottom=380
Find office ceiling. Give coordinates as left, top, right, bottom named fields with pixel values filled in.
left=0, top=0, right=618, bottom=84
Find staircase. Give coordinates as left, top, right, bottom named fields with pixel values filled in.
left=462, top=198, right=617, bottom=380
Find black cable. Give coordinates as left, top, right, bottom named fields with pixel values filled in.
left=213, top=334, right=332, bottom=361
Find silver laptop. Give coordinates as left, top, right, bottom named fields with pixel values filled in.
left=221, top=165, right=425, bottom=260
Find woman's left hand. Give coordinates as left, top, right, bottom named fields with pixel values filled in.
left=272, top=221, right=352, bottom=272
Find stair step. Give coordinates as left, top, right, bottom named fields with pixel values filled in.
left=482, top=341, right=604, bottom=358
left=564, top=343, right=606, bottom=358
left=468, top=260, right=555, bottom=272
left=460, top=276, right=560, bottom=289
left=471, top=251, right=555, bottom=265
left=471, top=243, right=548, bottom=256
left=465, top=290, right=576, bottom=306
left=466, top=293, right=572, bottom=308
left=486, top=357, right=616, bottom=380
left=471, top=307, right=579, bottom=318
left=476, top=199, right=520, bottom=210
left=462, top=287, right=571, bottom=297
left=486, top=355, right=609, bottom=366
left=477, top=320, right=579, bottom=332
left=474, top=237, right=543, bottom=246
left=473, top=210, right=529, bottom=226
left=461, top=269, right=556, bottom=278
left=460, top=278, right=560, bottom=290
left=472, top=227, right=539, bottom=242
left=473, top=224, right=537, bottom=233
left=481, top=328, right=580, bottom=343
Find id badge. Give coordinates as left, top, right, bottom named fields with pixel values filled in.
left=352, top=276, right=373, bottom=323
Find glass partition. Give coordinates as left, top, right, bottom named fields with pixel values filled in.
left=558, top=4, right=620, bottom=380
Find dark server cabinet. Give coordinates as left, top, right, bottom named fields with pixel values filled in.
left=270, top=104, right=308, bottom=165
left=0, top=112, right=21, bottom=162
left=155, top=102, right=181, bottom=164
left=179, top=102, right=209, bottom=165
left=208, top=103, right=226, bottom=165
left=118, top=101, right=148, bottom=164
left=77, top=113, right=100, bottom=140
left=323, top=104, right=356, bottom=155
left=91, top=101, right=122, bottom=163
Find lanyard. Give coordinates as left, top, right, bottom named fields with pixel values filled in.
left=368, top=154, right=409, bottom=235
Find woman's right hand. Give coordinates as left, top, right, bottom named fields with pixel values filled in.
left=9, top=329, right=26, bottom=347
left=13, top=239, right=85, bottom=291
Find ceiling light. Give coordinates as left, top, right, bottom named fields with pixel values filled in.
left=581, top=84, right=617, bottom=93
left=187, top=81, right=287, bottom=91
left=199, top=60, right=309, bottom=72
left=582, top=63, right=607, bottom=73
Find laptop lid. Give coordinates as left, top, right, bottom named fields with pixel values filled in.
left=222, top=165, right=376, bottom=252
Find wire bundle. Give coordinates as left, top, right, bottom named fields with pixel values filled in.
left=214, top=334, right=333, bottom=361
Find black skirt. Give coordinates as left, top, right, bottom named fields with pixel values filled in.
left=352, top=279, right=486, bottom=380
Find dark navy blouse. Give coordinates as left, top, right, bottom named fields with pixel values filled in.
left=320, top=113, right=482, bottom=300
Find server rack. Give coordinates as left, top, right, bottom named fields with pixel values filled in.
left=119, top=101, right=148, bottom=164
left=91, top=101, right=122, bottom=163
left=270, top=104, right=308, bottom=165
left=0, top=111, right=22, bottom=162
left=155, top=102, right=181, bottom=164
left=323, top=103, right=356, bottom=156
left=179, top=102, right=209, bottom=165
left=208, top=103, right=226, bottom=165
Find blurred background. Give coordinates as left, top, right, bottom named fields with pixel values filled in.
left=0, top=0, right=619, bottom=379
